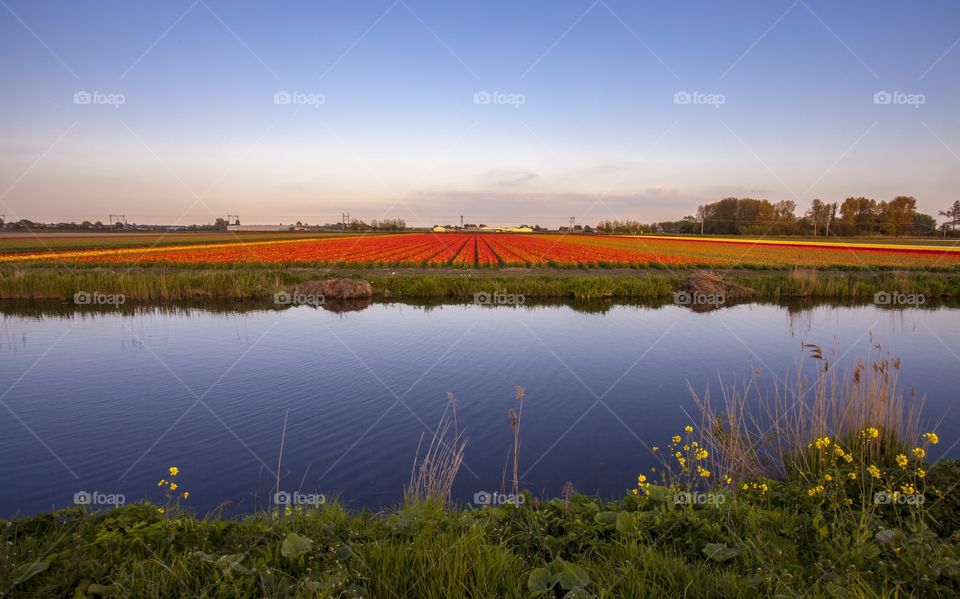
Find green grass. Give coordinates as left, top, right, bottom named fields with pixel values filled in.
left=4, top=460, right=960, bottom=598
left=3, top=266, right=960, bottom=302
left=0, top=232, right=360, bottom=253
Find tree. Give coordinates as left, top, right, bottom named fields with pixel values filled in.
left=939, top=200, right=960, bottom=236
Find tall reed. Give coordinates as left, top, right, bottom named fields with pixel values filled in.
left=691, top=343, right=924, bottom=482
left=404, top=395, right=467, bottom=506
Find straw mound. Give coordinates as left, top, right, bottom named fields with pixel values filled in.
left=682, top=271, right=753, bottom=298
left=295, top=278, right=373, bottom=299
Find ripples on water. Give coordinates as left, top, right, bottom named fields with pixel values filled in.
left=0, top=299, right=957, bottom=516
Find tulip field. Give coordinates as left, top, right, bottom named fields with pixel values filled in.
left=2, top=233, right=959, bottom=269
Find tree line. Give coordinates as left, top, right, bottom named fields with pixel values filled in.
left=633, top=197, right=959, bottom=237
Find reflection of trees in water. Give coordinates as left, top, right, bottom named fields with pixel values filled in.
left=1, top=297, right=956, bottom=320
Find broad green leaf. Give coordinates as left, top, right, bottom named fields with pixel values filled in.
left=557, top=561, right=591, bottom=590
left=594, top=511, right=617, bottom=525
left=281, top=532, right=314, bottom=558
left=702, top=543, right=739, bottom=562
left=615, top=512, right=636, bottom=534
left=527, top=567, right=557, bottom=592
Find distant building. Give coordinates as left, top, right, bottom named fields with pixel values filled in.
left=432, top=225, right=447, bottom=232
left=227, top=224, right=294, bottom=232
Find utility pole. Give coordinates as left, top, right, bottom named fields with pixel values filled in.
left=109, top=214, right=127, bottom=228
left=341, top=212, right=351, bottom=230
left=460, top=215, right=463, bottom=229
left=569, top=217, right=575, bottom=231
left=227, top=214, right=239, bottom=226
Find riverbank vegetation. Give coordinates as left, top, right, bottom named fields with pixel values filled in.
left=2, top=266, right=960, bottom=302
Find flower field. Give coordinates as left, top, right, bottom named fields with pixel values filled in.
left=2, top=233, right=959, bottom=269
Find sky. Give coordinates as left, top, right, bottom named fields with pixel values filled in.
left=0, top=0, right=958, bottom=228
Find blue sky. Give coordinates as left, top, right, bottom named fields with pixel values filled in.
left=1, top=0, right=958, bottom=227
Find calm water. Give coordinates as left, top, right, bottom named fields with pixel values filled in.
left=1, top=300, right=958, bottom=517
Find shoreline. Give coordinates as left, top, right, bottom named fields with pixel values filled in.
left=2, top=266, right=960, bottom=302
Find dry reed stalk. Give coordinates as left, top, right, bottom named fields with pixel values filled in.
left=404, top=397, right=468, bottom=506
left=691, top=344, right=924, bottom=482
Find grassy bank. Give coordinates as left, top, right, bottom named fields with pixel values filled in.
left=3, top=266, right=960, bottom=302
left=4, top=462, right=960, bottom=598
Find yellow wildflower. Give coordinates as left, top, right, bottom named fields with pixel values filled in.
left=913, top=447, right=926, bottom=459
left=170, top=483, right=178, bottom=491
left=843, top=454, right=853, bottom=463
left=824, top=474, right=833, bottom=482
left=685, top=425, right=693, bottom=433
left=672, top=436, right=681, bottom=443
left=168, top=466, right=179, bottom=477
left=923, top=432, right=939, bottom=445
left=917, top=469, right=925, bottom=478
left=848, top=472, right=857, bottom=480
left=868, top=465, right=881, bottom=479
left=181, top=492, right=189, bottom=499
left=638, top=474, right=647, bottom=483
left=896, top=454, right=908, bottom=468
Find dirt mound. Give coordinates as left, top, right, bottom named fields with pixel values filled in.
left=682, top=271, right=753, bottom=298
left=295, top=278, right=373, bottom=299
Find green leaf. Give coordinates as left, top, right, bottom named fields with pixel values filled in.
left=86, top=583, right=117, bottom=595
left=527, top=567, right=557, bottom=592
left=281, top=532, right=314, bottom=558
left=556, top=561, right=591, bottom=590
left=615, top=512, right=636, bottom=534
left=594, top=511, right=617, bottom=525
left=702, top=543, right=739, bottom=562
